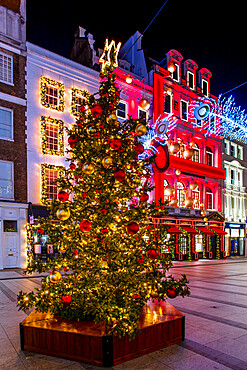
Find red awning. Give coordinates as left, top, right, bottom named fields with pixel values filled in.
left=168, top=226, right=182, bottom=234
left=210, top=227, right=227, bottom=235
left=196, top=226, right=214, bottom=235
left=180, top=226, right=199, bottom=234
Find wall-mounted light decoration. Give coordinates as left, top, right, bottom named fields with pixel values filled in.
left=40, top=76, right=65, bottom=112
left=125, top=75, right=133, bottom=84
left=40, top=116, right=64, bottom=156
left=41, top=163, right=64, bottom=205
left=70, top=87, right=91, bottom=117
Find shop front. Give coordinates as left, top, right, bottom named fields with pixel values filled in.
left=224, top=222, right=246, bottom=257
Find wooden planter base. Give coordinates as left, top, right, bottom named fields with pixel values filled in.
left=20, top=301, right=185, bottom=367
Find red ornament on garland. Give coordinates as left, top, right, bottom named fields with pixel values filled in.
left=126, top=221, right=139, bottom=235
left=138, top=255, right=144, bottom=263
left=140, top=193, right=149, bottom=202
left=68, top=136, right=78, bottom=147
left=69, top=163, right=76, bottom=170
left=79, top=105, right=86, bottom=112
left=58, top=191, right=69, bottom=202
left=110, top=138, right=122, bottom=150
left=79, top=219, right=92, bottom=232
left=167, top=286, right=177, bottom=299
left=100, top=209, right=107, bottom=215
left=134, top=294, right=141, bottom=299
left=146, top=249, right=158, bottom=259
left=60, top=295, right=72, bottom=307
left=134, top=143, right=144, bottom=155
left=37, top=228, right=44, bottom=235
left=81, top=192, right=87, bottom=198
left=114, top=169, right=126, bottom=181
left=91, top=104, right=103, bottom=117
left=101, top=228, right=109, bottom=235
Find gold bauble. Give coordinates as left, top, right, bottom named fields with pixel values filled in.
left=175, top=169, right=181, bottom=176
left=201, top=210, right=207, bottom=217
left=184, top=197, right=194, bottom=208
left=49, top=270, right=62, bottom=283
left=135, top=123, right=147, bottom=136
left=169, top=142, right=180, bottom=154
left=83, top=163, right=95, bottom=175
left=102, top=156, right=113, bottom=168
left=56, top=207, right=70, bottom=221
left=164, top=185, right=175, bottom=196
left=203, top=217, right=208, bottom=222
left=189, top=182, right=198, bottom=191
left=183, top=148, right=194, bottom=160
left=128, top=177, right=141, bottom=188
left=189, top=141, right=195, bottom=147
left=169, top=197, right=178, bottom=206
left=150, top=291, right=159, bottom=298
left=106, top=113, right=117, bottom=124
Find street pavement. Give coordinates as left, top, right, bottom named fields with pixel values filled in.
left=1, top=258, right=247, bottom=369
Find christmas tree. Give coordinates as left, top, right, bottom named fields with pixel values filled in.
left=17, top=39, right=190, bottom=339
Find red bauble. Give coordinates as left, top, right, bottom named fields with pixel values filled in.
left=68, top=136, right=78, bottom=147
left=110, top=138, right=122, bottom=150
left=101, top=228, right=109, bottom=235
left=167, top=287, right=177, bottom=299
left=79, top=219, right=92, bottom=232
left=94, top=132, right=100, bottom=138
left=69, top=163, right=76, bottom=170
left=63, top=268, right=69, bottom=272
left=77, top=119, right=83, bottom=128
left=58, top=191, right=69, bottom=202
left=126, top=221, right=139, bottom=235
left=134, top=294, right=140, bottom=299
left=100, top=209, right=107, bottom=215
left=146, top=249, right=158, bottom=259
left=114, top=169, right=126, bottom=181
left=134, top=143, right=144, bottom=155
left=37, top=228, right=44, bottom=235
left=138, top=255, right=144, bottom=263
left=91, top=104, right=103, bottom=117
left=79, top=105, right=85, bottom=112
left=81, top=192, right=87, bottom=198
left=60, top=295, right=72, bottom=307
left=140, top=193, right=149, bottom=202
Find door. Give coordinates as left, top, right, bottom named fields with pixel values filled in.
left=3, top=220, right=18, bottom=268
left=231, top=238, right=239, bottom=256
left=210, top=235, right=216, bottom=258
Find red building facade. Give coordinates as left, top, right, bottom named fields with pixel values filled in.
left=152, top=49, right=226, bottom=260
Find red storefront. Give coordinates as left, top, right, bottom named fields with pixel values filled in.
left=152, top=50, right=226, bottom=260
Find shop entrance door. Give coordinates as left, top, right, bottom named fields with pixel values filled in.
left=231, top=238, right=239, bottom=256
left=210, top=235, right=216, bottom=258
left=3, top=220, right=19, bottom=268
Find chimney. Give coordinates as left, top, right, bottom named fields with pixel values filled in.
left=70, top=27, right=95, bottom=68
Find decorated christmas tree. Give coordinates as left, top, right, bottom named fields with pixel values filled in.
left=17, top=39, right=190, bottom=339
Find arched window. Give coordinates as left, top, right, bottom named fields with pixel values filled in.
left=192, top=143, right=200, bottom=163
left=206, top=187, right=213, bottom=210
left=206, top=146, right=213, bottom=166
left=177, top=182, right=185, bottom=207
left=192, top=188, right=200, bottom=209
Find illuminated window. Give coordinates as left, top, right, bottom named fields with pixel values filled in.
left=70, top=88, right=90, bottom=117
left=177, top=182, right=185, bottom=207
left=206, top=146, right=213, bottom=166
left=192, top=143, right=200, bottom=162
left=192, top=189, right=200, bottom=209
left=40, top=116, right=64, bottom=156
left=117, top=101, right=127, bottom=119
left=187, top=71, right=194, bottom=89
left=0, top=107, right=13, bottom=140
left=195, top=235, right=203, bottom=252
left=40, top=76, right=64, bottom=112
left=172, top=63, right=179, bottom=81
left=202, top=79, right=208, bottom=96
left=180, top=234, right=188, bottom=255
left=181, top=100, right=188, bottom=121
left=138, top=107, right=148, bottom=121
left=206, top=187, right=213, bottom=210
left=0, top=160, right=14, bottom=200
left=0, top=52, right=13, bottom=85
left=41, top=164, right=64, bottom=204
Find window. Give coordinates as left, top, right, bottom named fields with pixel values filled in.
left=209, top=115, right=215, bottom=131
left=224, top=140, right=230, bottom=155
left=41, top=164, right=64, bottom=204
left=0, top=161, right=14, bottom=199
left=230, top=143, right=237, bottom=157
left=206, top=188, right=213, bottom=210
left=138, top=107, right=148, bottom=121
left=237, top=145, right=243, bottom=160
left=70, top=88, right=90, bottom=117
left=164, top=94, right=171, bottom=113
left=46, top=85, right=58, bottom=106
left=117, top=101, right=127, bottom=119
left=192, top=189, right=200, bottom=209
left=40, top=116, right=64, bottom=156
left=172, top=63, right=179, bottom=81
left=0, top=107, right=13, bottom=140
left=3, top=220, right=17, bottom=232
left=195, top=235, right=203, bottom=252
left=187, top=71, right=194, bottom=89
left=181, top=100, right=188, bottom=121
left=206, top=146, right=213, bottom=166
left=180, top=235, right=188, bottom=255
left=177, top=182, right=185, bottom=207
left=173, top=100, right=179, bottom=111
left=202, top=79, right=208, bottom=96
left=230, top=169, right=235, bottom=185
left=192, top=143, right=200, bottom=162
left=0, top=52, right=13, bottom=85
left=40, top=76, right=65, bottom=112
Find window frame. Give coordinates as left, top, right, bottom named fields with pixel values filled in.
left=116, top=100, right=128, bottom=120
left=206, top=188, right=213, bottom=210
left=40, top=76, right=65, bottom=112
left=230, top=142, right=237, bottom=157
left=224, top=139, right=230, bottom=155
left=172, top=63, right=179, bottom=82
left=202, top=79, right=208, bottom=96
left=237, top=145, right=243, bottom=160
left=138, top=107, right=148, bottom=121
left=0, top=106, right=14, bottom=141
left=192, top=189, right=200, bottom=209
left=0, top=160, right=14, bottom=200
left=40, top=116, right=64, bottom=156
left=0, top=52, right=13, bottom=85
left=180, top=100, right=188, bottom=121
left=177, top=181, right=185, bottom=207
left=206, top=146, right=214, bottom=166
left=192, top=143, right=200, bottom=163
left=187, top=71, right=194, bottom=89
left=164, top=93, right=172, bottom=114
left=41, top=163, right=64, bottom=204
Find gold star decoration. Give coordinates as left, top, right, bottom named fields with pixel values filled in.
left=99, top=38, right=121, bottom=72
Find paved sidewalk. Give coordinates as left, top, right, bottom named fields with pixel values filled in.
left=1, top=258, right=247, bottom=369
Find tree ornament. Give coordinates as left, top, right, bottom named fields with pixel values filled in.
left=189, top=182, right=198, bottom=191
left=106, top=113, right=118, bottom=124
left=200, top=202, right=205, bottom=209
left=140, top=193, right=149, bottom=202
left=183, top=148, right=194, bottom=160
left=110, top=138, right=121, bottom=150
left=68, top=136, right=78, bottom=147
left=101, top=228, right=109, bottom=235
left=56, top=207, right=70, bottom=221
left=184, top=197, right=194, bottom=208
left=114, top=169, right=126, bottom=181
left=126, top=221, right=139, bottom=235
left=60, top=295, right=72, bottom=307
left=134, top=294, right=141, bottom=299
left=79, top=219, right=92, bottom=232
left=175, top=169, right=181, bottom=176
left=169, top=142, right=180, bottom=154
left=189, top=141, right=195, bottom=147
left=169, top=197, right=178, bottom=206
left=100, top=208, right=107, bottom=215
left=139, top=98, right=150, bottom=111
left=134, top=143, right=144, bottom=155
left=203, top=217, right=208, bottom=222
left=167, top=286, right=177, bottom=299
left=201, top=210, right=206, bottom=217
left=69, top=163, right=76, bottom=170
left=146, top=249, right=158, bottom=259
left=150, top=291, right=159, bottom=299
left=102, top=156, right=113, bottom=168
left=83, top=163, right=95, bottom=175
left=135, top=123, right=147, bottom=136
left=58, top=191, right=69, bottom=202
left=37, top=228, right=44, bottom=235
left=164, top=185, right=175, bottom=196
left=49, top=270, right=62, bottom=283
left=91, top=104, right=103, bottom=117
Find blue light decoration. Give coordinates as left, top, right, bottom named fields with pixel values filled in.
left=139, top=113, right=177, bottom=160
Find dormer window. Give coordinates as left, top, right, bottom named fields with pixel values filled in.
left=181, top=100, right=188, bottom=121
left=172, top=63, right=179, bottom=82
left=187, top=71, right=194, bottom=89
left=202, top=79, right=208, bottom=96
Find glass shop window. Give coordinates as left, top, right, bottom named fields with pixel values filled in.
left=3, top=220, right=17, bottom=232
